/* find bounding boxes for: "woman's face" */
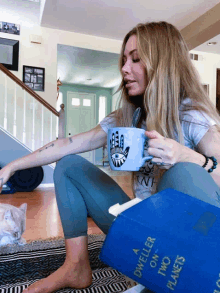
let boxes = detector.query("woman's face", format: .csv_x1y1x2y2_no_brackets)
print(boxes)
122,34,148,97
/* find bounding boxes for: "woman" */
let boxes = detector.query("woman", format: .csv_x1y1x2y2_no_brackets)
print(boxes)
0,21,220,293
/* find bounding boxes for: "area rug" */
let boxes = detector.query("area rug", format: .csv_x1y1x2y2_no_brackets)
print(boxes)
0,234,128,293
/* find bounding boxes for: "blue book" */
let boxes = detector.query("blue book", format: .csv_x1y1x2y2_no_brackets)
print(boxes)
99,188,220,292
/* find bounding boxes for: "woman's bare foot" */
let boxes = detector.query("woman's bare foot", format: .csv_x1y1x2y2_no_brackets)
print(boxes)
23,258,92,293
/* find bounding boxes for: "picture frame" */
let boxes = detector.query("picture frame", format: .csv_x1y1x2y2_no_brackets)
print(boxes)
23,65,45,92
0,37,19,71
0,21,20,35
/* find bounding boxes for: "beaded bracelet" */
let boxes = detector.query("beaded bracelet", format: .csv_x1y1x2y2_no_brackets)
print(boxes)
202,155,209,168
202,155,218,173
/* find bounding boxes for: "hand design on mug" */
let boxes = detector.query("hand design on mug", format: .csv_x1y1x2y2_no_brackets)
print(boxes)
109,131,130,167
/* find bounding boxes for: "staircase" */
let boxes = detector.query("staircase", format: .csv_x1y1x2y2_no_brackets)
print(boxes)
0,63,65,187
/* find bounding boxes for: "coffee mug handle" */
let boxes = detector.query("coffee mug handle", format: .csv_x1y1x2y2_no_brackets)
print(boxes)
141,135,153,165
141,155,153,166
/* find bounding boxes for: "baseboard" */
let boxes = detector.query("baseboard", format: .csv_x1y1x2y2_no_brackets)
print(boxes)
35,183,55,189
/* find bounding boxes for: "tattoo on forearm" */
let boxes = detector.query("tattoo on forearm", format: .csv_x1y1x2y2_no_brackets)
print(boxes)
39,143,55,153
69,137,73,144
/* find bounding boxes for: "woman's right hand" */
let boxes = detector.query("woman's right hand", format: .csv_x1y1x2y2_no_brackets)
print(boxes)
0,165,15,193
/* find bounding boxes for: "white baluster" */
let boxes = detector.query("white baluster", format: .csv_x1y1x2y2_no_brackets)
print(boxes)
23,90,26,144
13,84,17,137
50,111,53,142
41,104,44,146
32,97,35,150
4,75,7,130
56,116,59,139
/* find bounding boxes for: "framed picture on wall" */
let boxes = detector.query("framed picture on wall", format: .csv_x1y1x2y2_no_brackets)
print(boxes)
23,65,45,92
0,37,19,71
0,21,20,35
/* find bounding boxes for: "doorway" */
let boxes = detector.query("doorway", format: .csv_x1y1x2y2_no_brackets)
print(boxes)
67,91,96,164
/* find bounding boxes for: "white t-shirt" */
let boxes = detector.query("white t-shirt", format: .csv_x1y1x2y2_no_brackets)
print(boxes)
99,98,216,199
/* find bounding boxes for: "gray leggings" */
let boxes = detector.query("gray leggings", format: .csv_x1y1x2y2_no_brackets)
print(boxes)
53,154,220,239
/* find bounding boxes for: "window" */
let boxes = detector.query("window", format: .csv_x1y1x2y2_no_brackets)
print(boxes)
72,98,80,106
83,99,91,107
99,96,107,123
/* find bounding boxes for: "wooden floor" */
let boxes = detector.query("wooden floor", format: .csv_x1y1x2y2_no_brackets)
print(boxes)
0,166,133,242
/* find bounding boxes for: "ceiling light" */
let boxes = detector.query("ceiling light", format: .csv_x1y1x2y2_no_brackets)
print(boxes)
207,42,217,46
27,0,40,2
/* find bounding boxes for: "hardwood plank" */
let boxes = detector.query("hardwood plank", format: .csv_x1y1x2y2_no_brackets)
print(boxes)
0,168,132,241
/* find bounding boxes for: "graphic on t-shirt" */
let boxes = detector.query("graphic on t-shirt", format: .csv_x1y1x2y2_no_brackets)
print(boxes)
109,131,130,167
135,143,158,193
136,164,156,188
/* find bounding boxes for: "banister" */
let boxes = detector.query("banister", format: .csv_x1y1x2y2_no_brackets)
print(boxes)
58,103,65,139
0,63,59,117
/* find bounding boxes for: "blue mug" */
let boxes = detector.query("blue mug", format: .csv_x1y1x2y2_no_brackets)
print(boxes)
107,127,153,171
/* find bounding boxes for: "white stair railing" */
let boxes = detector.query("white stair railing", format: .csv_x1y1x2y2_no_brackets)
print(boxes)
0,65,65,168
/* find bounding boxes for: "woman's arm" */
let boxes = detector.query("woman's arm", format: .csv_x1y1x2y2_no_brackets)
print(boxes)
0,124,107,192
196,125,220,187
8,124,107,173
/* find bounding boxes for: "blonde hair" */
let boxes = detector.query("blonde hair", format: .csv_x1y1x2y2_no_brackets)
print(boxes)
112,21,220,195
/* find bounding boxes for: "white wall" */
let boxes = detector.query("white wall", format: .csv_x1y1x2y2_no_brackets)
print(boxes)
0,9,122,109
190,50,220,105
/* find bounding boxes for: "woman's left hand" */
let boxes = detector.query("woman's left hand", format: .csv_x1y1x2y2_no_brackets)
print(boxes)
145,130,183,169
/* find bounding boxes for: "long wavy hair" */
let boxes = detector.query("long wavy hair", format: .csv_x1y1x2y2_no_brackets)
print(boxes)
110,21,220,197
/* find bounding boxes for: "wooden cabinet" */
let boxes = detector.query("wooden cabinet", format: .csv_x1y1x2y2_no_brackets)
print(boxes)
217,70,220,96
